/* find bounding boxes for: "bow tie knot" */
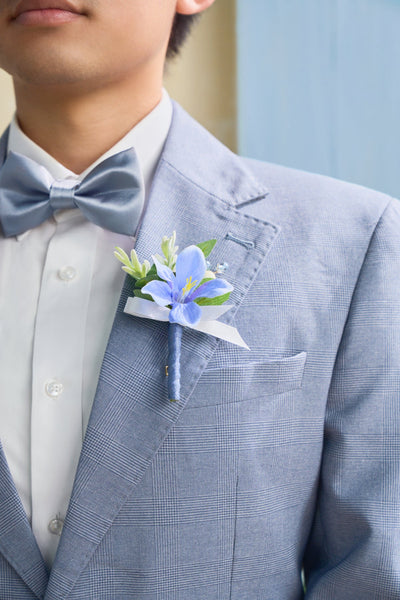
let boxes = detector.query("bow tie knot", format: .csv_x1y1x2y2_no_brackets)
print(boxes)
49,179,79,211
0,148,145,238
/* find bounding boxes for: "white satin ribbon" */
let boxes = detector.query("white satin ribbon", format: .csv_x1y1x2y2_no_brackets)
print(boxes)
124,297,249,350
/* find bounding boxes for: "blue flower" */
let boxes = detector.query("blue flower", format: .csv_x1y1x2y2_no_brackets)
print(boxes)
142,245,233,327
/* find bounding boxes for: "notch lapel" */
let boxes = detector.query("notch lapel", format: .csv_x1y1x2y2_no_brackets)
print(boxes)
46,104,280,598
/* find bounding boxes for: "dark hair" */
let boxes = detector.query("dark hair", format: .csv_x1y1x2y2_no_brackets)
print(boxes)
167,14,199,59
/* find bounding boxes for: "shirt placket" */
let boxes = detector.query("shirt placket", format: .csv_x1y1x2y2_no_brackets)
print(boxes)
30,212,98,567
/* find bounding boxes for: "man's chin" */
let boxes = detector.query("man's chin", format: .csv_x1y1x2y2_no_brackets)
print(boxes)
0,22,96,86
2,54,97,88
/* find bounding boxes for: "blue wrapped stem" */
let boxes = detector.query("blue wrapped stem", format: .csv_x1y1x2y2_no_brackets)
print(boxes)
168,322,183,401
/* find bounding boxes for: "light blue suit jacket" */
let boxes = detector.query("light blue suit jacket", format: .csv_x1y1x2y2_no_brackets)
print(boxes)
1,102,400,599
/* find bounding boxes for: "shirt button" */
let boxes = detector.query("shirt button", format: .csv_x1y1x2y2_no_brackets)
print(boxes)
58,266,77,281
48,517,64,536
45,380,64,398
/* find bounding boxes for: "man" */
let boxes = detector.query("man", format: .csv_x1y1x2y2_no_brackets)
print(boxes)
0,1,399,599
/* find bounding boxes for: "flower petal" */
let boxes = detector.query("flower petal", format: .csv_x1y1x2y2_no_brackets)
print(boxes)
141,280,173,306
188,277,233,300
153,256,176,286
175,245,206,292
169,301,202,326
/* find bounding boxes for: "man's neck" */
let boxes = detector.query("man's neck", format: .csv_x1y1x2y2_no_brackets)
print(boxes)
13,75,163,174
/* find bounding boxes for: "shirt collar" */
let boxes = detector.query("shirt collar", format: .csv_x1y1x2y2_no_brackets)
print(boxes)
7,88,173,196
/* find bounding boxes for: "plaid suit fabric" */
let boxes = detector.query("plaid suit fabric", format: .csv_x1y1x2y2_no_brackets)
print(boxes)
1,104,400,599
0,447,48,599
303,200,400,597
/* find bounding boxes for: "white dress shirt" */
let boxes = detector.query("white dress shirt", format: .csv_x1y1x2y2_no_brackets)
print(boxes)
0,90,172,567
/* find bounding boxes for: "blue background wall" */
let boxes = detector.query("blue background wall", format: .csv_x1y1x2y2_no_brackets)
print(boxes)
236,0,400,197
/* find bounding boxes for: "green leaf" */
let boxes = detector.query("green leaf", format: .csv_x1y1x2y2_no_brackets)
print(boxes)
147,264,157,277
121,265,139,281
195,291,231,306
114,246,151,279
197,239,217,258
135,273,161,289
198,277,214,286
133,289,154,301
135,264,159,288
114,246,130,265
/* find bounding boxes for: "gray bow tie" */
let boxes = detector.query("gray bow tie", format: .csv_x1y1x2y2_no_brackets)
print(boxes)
0,148,144,237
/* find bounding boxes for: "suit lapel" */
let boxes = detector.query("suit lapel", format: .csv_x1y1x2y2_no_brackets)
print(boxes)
46,104,280,598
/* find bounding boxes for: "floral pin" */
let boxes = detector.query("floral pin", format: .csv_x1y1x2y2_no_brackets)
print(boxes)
115,233,248,402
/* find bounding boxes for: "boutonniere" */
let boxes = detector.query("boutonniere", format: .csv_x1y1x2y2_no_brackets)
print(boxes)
115,232,248,402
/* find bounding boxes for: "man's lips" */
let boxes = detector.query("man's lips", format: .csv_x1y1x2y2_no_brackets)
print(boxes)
11,0,85,24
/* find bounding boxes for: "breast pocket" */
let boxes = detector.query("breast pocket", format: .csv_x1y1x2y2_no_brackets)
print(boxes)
187,351,307,408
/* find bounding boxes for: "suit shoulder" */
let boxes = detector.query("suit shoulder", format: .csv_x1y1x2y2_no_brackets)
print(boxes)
241,155,395,221
165,102,397,228
240,157,400,261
